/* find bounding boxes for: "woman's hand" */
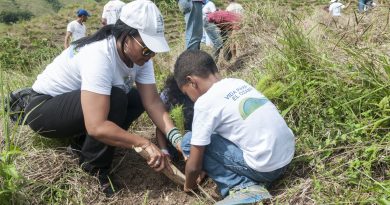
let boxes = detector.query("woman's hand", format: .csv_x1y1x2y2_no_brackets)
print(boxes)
142,142,165,172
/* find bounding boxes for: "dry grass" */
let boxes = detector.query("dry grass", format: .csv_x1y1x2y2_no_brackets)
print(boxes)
1,0,389,204
217,1,389,204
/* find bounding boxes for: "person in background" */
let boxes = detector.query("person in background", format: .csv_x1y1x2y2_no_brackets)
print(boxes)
201,0,216,47
226,0,244,15
226,0,244,59
64,9,90,49
358,0,376,12
329,0,346,17
358,0,365,12
202,0,224,62
207,10,241,61
172,50,295,204
177,0,203,50
101,0,126,26
24,0,180,197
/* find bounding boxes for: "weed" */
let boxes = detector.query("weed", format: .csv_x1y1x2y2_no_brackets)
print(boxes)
170,105,185,134
0,71,25,204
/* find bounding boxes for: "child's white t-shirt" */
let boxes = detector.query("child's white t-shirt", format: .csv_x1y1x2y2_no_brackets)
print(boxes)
66,20,87,41
191,78,295,172
329,2,345,16
32,36,155,97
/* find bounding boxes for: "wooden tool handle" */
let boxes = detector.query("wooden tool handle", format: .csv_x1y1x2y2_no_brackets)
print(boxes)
133,146,186,185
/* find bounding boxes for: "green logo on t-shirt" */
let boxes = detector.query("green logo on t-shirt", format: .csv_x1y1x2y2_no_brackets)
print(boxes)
239,97,269,119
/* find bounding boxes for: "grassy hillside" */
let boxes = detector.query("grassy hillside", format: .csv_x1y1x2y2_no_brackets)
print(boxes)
0,0,389,204
0,0,100,16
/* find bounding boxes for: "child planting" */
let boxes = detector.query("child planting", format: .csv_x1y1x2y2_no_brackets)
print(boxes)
169,50,295,204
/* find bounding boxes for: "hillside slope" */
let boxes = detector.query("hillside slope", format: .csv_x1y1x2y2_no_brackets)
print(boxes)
0,0,98,16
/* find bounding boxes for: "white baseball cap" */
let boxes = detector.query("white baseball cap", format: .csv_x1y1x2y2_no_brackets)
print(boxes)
330,0,337,3
120,0,170,53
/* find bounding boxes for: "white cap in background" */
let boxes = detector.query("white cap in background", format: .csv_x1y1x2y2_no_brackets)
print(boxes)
120,0,170,52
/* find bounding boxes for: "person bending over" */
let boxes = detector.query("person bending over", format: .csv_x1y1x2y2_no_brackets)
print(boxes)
169,50,295,204
24,0,179,197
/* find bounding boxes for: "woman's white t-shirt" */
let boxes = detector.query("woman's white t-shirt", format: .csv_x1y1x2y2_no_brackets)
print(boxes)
32,36,155,96
191,78,295,172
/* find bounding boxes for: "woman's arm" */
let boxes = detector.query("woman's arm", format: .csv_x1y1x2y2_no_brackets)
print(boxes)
156,128,169,149
136,83,176,135
81,90,148,148
81,90,165,171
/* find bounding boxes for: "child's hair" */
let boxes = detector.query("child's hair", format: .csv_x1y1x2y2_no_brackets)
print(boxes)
174,50,218,88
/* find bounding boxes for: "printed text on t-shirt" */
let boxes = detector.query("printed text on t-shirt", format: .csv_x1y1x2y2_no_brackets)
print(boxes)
224,85,253,101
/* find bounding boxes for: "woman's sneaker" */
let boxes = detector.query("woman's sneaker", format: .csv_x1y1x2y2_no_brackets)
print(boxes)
215,184,271,205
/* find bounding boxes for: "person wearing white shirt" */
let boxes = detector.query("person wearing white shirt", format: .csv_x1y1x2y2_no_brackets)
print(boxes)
172,50,295,204
177,0,203,50
201,0,217,46
101,0,126,26
24,0,179,197
329,0,346,17
202,0,223,61
226,0,244,15
64,9,90,49
226,0,244,59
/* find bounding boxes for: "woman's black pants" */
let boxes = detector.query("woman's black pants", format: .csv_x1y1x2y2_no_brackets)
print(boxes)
25,87,144,174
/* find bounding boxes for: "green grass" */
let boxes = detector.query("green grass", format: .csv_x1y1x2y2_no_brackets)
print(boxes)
0,0,389,204
170,105,185,134
0,0,102,17
231,1,389,203
0,72,25,204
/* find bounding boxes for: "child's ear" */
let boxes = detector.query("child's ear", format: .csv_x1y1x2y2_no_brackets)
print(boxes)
186,76,194,84
185,76,192,83
186,76,197,88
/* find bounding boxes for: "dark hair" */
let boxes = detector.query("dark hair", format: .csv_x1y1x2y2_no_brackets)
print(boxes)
72,19,139,49
174,50,218,87
162,75,194,131
164,75,188,105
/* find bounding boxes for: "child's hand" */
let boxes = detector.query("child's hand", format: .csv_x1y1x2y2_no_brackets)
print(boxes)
196,171,207,185
184,183,197,193
184,172,205,193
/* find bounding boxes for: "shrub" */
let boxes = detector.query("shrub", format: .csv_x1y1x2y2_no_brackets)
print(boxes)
45,0,62,12
0,11,33,25
0,37,60,73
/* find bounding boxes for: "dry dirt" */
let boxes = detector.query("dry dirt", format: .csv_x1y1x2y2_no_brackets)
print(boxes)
107,128,219,205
